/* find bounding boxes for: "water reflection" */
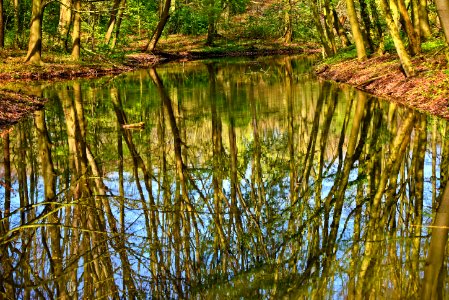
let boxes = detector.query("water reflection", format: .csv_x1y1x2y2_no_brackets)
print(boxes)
0,56,448,299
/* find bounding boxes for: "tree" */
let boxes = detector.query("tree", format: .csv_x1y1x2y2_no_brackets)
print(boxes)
71,0,81,60
346,0,367,60
435,0,449,44
0,0,4,48
147,0,171,51
379,0,415,76
57,0,72,49
25,0,45,64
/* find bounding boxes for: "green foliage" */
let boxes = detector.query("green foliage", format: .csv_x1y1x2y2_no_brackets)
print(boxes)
168,4,209,35
241,5,284,39
321,45,357,64
422,38,447,52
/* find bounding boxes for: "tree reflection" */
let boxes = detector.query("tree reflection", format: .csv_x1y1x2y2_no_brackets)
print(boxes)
0,57,448,299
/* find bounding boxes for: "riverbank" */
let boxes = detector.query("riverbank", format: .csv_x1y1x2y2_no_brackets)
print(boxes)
0,36,448,131
316,46,449,119
0,37,312,131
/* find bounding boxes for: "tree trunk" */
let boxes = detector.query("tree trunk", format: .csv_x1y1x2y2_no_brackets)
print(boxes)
25,0,44,64
71,0,81,60
57,0,72,49
397,0,421,55
283,0,293,43
332,9,350,47
0,0,4,48
110,0,126,49
380,0,416,76
104,0,121,44
206,0,216,45
419,0,431,39
435,0,449,44
346,0,367,60
421,179,449,299
13,0,21,48
147,0,171,51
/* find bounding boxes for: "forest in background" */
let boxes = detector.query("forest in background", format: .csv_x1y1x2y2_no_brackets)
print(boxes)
0,0,448,73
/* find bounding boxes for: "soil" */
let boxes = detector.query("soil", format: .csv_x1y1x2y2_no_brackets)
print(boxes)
316,52,449,119
0,39,448,132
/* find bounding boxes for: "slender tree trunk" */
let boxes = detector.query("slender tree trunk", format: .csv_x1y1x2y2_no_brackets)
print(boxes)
25,0,44,64
346,0,367,60
332,9,350,47
419,0,431,39
206,0,216,45
379,0,416,76
147,0,171,51
0,0,4,48
104,0,121,44
57,0,72,49
435,0,449,44
359,0,374,52
71,0,81,60
283,0,293,42
110,0,126,49
397,0,421,55
13,0,21,47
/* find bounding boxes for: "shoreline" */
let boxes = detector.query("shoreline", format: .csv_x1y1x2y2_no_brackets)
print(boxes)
316,52,449,119
0,46,448,132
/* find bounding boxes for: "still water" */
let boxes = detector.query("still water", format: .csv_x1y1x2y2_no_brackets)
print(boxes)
0,56,448,299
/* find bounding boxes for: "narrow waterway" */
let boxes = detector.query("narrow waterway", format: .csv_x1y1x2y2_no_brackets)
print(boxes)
0,56,447,299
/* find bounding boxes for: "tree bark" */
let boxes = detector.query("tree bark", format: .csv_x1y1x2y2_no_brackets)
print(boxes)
419,0,431,39
435,0,449,44
25,0,44,64
147,0,171,51
379,0,416,76
346,0,367,60
397,0,421,55
57,0,71,49
71,0,81,60
0,0,4,48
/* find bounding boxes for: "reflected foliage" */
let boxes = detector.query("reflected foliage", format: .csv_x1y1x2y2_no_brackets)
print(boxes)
0,57,448,299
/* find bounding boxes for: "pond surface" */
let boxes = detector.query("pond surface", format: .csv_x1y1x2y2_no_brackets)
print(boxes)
0,56,448,299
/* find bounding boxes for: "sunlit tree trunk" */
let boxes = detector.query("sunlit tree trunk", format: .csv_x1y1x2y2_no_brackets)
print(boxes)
359,0,374,52
71,0,81,60
57,0,71,49
332,9,350,47
379,0,415,76
25,0,44,64
104,0,121,44
310,0,334,56
435,0,449,44
13,0,21,47
0,0,4,48
147,0,171,51
418,0,431,39
397,0,421,55
283,0,293,42
346,0,367,60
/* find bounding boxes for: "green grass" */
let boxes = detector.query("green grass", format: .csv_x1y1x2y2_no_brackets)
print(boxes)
321,45,357,64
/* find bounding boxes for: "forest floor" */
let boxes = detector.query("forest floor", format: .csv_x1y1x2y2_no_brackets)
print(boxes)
316,46,449,119
0,35,448,132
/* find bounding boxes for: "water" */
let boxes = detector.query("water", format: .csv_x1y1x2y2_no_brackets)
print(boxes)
0,56,447,299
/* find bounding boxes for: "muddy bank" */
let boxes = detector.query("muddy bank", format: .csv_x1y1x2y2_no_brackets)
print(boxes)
0,91,45,132
316,53,449,119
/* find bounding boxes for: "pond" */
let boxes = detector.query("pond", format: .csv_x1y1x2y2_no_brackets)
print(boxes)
0,56,448,299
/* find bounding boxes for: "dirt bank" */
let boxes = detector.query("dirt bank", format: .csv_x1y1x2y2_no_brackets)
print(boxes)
316,52,449,119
